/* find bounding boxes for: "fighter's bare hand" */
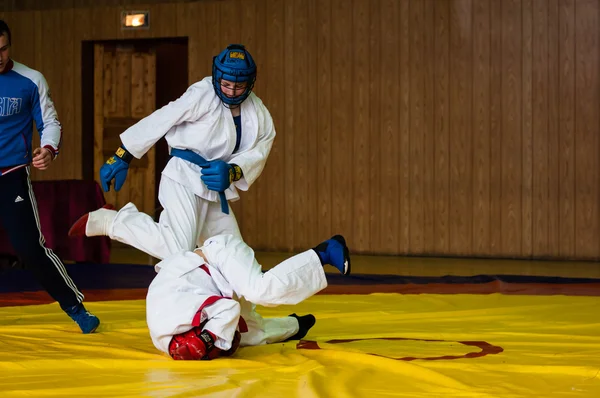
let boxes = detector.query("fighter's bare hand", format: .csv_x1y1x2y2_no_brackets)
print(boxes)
32,147,53,170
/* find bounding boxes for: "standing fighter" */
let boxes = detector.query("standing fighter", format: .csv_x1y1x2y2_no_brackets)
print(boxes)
69,44,274,261
148,234,351,360
0,20,99,333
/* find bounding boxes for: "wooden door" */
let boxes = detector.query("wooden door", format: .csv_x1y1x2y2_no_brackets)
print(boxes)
93,43,156,218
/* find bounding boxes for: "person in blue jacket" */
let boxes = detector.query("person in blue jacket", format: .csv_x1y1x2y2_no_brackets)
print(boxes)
0,20,99,333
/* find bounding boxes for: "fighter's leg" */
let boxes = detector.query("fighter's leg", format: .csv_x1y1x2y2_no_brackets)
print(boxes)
236,299,317,347
201,236,327,307
198,200,241,244
71,176,209,260
200,235,351,308
236,299,298,346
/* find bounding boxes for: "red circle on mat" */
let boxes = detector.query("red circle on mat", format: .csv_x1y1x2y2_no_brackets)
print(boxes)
296,337,504,361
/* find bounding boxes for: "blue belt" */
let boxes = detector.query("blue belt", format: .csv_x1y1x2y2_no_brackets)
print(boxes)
170,148,229,214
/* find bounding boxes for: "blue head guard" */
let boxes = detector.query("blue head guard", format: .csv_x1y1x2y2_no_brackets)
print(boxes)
212,44,257,106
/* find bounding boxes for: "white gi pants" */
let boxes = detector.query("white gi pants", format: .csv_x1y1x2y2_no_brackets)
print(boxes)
108,175,241,260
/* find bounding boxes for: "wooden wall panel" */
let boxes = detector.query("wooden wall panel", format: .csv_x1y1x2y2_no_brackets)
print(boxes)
422,1,436,255
532,0,550,256
306,0,319,249
449,0,473,255
522,0,534,258
316,0,333,251
559,0,576,258
489,0,504,256
1,0,600,260
409,0,425,253
397,0,410,255
367,0,381,253
574,0,599,258
379,0,400,253
434,0,450,254
1,0,197,11
501,0,522,256
331,0,354,248
352,0,370,252
472,0,491,255
547,0,561,256
282,0,295,251
291,0,310,249
262,0,285,251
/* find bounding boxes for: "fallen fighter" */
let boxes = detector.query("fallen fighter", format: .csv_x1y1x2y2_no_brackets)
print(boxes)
146,234,351,360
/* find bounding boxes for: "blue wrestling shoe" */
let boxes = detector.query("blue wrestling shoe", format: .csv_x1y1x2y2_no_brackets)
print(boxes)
64,303,100,334
312,235,351,275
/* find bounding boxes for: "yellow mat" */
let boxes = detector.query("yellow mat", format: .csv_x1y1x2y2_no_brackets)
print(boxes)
1,293,600,397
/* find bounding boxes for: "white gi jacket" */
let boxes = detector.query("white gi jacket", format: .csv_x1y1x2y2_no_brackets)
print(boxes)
119,76,276,203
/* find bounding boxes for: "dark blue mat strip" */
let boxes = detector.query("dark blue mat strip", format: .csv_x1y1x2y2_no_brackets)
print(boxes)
1,262,599,293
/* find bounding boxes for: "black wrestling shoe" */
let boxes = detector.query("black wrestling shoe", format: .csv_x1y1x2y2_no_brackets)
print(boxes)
285,313,316,341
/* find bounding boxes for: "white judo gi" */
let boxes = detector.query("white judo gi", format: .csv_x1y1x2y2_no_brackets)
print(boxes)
146,234,328,355
104,76,276,260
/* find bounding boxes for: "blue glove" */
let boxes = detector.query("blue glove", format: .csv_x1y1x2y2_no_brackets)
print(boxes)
100,146,133,192
201,161,243,192
201,160,233,192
